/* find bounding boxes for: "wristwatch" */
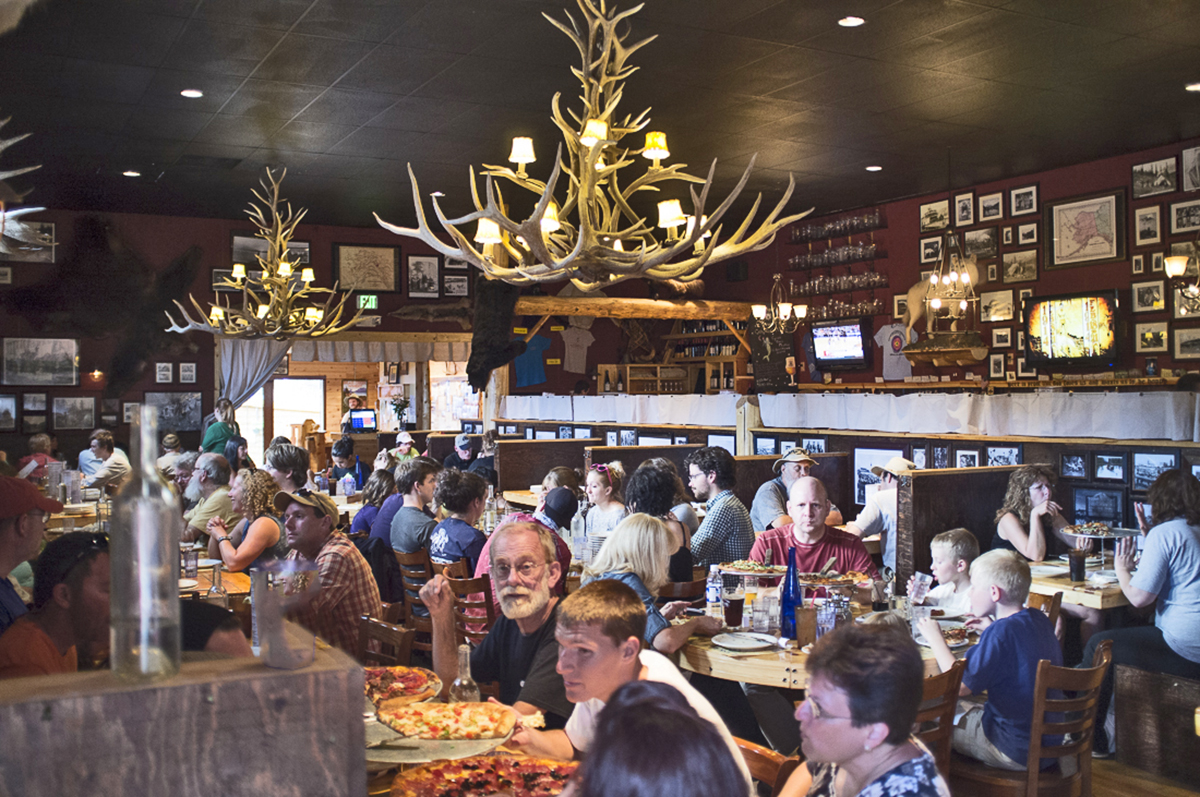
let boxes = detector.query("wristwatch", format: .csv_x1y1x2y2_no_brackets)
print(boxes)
215,535,231,545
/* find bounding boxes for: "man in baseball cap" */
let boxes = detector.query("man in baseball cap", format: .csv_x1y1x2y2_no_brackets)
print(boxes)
0,476,62,636
750,448,844,532
391,431,417,463
444,433,477,471
272,488,381,653
847,456,918,570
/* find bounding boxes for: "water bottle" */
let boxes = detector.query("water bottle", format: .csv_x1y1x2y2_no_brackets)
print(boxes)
449,643,481,702
341,473,356,497
706,565,723,619
780,547,800,640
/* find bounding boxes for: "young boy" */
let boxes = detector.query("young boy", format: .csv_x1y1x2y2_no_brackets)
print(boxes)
913,528,978,615
918,549,1061,771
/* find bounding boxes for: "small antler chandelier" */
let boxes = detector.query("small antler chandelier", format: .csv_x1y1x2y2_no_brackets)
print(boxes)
165,168,363,340
923,231,978,332
752,273,808,334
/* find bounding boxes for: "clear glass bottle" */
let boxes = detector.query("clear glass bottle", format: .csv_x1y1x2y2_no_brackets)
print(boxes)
206,565,229,609
110,405,182,680
449,643,481,702
483,484,498,533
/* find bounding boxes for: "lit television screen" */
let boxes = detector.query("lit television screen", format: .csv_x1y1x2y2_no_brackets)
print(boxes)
349,409,377,431
1024,291,1118,367
812,319,869,370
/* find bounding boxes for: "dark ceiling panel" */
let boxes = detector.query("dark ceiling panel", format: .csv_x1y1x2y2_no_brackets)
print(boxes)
794,0,992,57
291,0,426,43
265,120,359,152
65,6,186,67
220,80,327,120
296,87,398,125
52,58,158,104
124,106,215,141
194,0,315,32
384,1,523,54
163,19,283,77
365,96,477,133
253,33,376,85
337,44,464,95
327,126,423,159
192,115,278,148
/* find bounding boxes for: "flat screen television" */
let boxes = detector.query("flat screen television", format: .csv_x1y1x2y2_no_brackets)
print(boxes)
348,409,377,431
1022,289,1119,368
812,318,872,371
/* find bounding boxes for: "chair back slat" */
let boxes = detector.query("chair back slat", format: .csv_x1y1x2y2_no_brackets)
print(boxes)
395,549,435,650
915,659,965,778
357,615,416,667
1026,591,1063,629
658,578,707,606
734,737,786,788
443,573,497,646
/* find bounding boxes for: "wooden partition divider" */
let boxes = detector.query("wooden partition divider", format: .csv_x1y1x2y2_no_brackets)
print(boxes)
896,464,1025,587
494,438,603,492
732,453,850,517
582,445,703,481
426,432,483,464
377,430,445,457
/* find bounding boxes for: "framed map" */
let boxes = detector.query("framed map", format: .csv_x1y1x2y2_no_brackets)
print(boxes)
333,244,400,292
1044,190,1126,269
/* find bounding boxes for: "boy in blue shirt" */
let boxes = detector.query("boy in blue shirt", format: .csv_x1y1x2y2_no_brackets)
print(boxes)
919,549,1062,770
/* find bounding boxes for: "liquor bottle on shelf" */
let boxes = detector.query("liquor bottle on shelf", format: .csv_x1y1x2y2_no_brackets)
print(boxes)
603,372,612,392
616,373,624,392
710,370,719,391
449,644,481,702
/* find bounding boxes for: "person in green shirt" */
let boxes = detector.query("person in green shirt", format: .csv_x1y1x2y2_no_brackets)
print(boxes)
200,398,240,454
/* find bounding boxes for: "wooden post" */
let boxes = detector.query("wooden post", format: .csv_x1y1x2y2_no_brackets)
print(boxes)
483,364,510,432
415,361,431,429
736,395,761,456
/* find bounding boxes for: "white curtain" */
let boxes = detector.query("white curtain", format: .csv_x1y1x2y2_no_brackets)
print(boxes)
219,338,291,409
289,340,471,363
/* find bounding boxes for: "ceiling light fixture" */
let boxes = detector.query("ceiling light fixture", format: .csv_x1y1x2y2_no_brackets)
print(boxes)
1166,233,1200,315
373,0,812,291
180,89,204,98
751,273,807,333
838,16,866,27
865,165,882,172
122,170,141,177
165,168,363,339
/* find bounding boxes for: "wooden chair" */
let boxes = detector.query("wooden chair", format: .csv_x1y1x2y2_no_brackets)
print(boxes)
441,559,470,579
443,573,497,646
356,615,415,667
395,549,435,652
657,577,707,607
734,737,801,797
565,572,582,594
948,640,1113,797
1027,591,1063,629
915,660,966,778
380,600,403,625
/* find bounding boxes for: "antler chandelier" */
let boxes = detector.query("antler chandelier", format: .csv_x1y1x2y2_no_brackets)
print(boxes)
165,168,363,340
0,115,53,259
923,231,978,332
374,0,812,292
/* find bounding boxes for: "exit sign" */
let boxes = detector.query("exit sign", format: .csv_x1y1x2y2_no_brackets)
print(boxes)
357,294,378,309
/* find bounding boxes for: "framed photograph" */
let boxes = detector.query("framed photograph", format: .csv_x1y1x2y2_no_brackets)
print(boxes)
1002,226,1013,245
1073,485,1125,527
955,449,980,468
986,263,997,282
1017,223,1038,245
707,434,736,455
1183,146,1200,192
1169,241,1200,276
1136,321,1169,353
1132,451,1177,491
0,266,10,284
2,338,78,386
1131,280,1166,313
1001,249,1037,283
575,427,594,439
1045,190,1126,268
1010,184,1038,216
100,414,118,426
780,440,796,455
1134,205,1162,245
1170,198,1200,234
1174,326,1200,359
1152,251,1165,273
893,295,908,319
954,191,974,226
1132,254,1144,274
558,425,572,440
406,254,440,299
1060,453,1087,479
1016,356,1036,378
22,414,46,434
755,437,776,456
992,328,1012,348
619,429,637,447
1093,452,1126,482
444,256,469,270
919,199,950,232
1017,330,1026,350
123,402,140,424
443,274,471,298
1174,287,1200,319
986,445,1021,467
527,428,536,440
534,430,555,440
0,221,54,263
52,396,94,431
1132,157,1177,199
1018,288,1033,319
155,362,173,384
605,431,617,446
101,398,119,413
988,352,1005,379
930,444,950,469
911,447,927,469
963,227,998,259
232,232,309,267
978,192,1003,221
801,437,827,454
980,289,1014,322
386,363,399,384
144,391,203,432
919,236,943,264
853,448,904,505
333,243,400,292
22,392,46,411
0,394,15,431
1146,356,1159,377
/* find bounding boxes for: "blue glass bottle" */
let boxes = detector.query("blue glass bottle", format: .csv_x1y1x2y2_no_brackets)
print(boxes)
780,546,800,639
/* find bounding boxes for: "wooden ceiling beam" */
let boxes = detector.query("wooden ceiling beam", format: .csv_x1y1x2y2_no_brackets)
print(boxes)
513,296,753,321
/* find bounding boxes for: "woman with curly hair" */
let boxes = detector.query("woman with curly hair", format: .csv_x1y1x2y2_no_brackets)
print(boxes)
206,468,289,571
350,468,396,537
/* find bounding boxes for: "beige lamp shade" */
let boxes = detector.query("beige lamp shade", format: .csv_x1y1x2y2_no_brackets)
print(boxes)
795,304,809,318
612,238,625,252
643,131,669,159
474,218,503,244
509,136,536,164
580,119,608,146
256,303,269,318
230,262,246,280
1165,255,1190,278
657,199,686,229
751,304,767,319
541,202,561,233
300,267,315,283
209,306,225,325
277,260,293,277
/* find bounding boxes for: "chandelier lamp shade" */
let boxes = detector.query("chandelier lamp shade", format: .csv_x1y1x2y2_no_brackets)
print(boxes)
1165,234,1200,315
752,273,807,334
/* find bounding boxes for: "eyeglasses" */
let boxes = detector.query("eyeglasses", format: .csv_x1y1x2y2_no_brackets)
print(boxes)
47,532,109,587
493,561,546,582
804,698,854,722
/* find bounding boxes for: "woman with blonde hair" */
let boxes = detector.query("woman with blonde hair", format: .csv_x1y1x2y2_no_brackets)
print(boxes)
206,468,289,571
200,398,240,454
584,461,627,560
583,513,720,654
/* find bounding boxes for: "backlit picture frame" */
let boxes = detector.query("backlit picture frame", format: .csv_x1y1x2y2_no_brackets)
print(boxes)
980,289,1014,322
406,254,440,299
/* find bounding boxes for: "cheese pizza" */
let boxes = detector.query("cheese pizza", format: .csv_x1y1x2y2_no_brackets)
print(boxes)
391,755,578,797
378,702,517,741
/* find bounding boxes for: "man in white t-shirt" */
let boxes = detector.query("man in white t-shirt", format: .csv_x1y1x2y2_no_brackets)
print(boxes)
508,579,752,792
845,455,916,571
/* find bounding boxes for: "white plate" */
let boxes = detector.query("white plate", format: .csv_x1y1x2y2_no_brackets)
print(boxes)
711,632,778,651
928,608,968,620
1088,571,1118,585
197,559,222,568
1030,564,1067,577
178,579,199,589
1056,554,1103,565
915,631,971,649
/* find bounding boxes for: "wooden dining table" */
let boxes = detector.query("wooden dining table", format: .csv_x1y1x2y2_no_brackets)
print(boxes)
1027,559,1129,610
180,567,252,599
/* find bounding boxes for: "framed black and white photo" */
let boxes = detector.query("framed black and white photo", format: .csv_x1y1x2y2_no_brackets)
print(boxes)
52,396,94,430
1073,486,1125,527
1017,223,1038,245
574,427,593,439
755,437,776,456
0,221,54,263
928,445,949,469
99,413,118,427
980,289,1014,322
619,429,638,447
1170,198,1200,234
1002,226,1013,245
444,256,469,270
1060,453,1087,480
893,295,907,319
963,227,998,259
1134,205,1162,245
853,448,904,505
955,449,980,468
101,398,119,413
22,415,45,434
1045,190,1126,269
333,243,400,292
675,435,690,446
0,266,10,284
22,392,46,411
1134,321,1168,353
919,199,950,232
988,353,1005,379
1132,254,1144,274
155,362,173,384
123,402,140,424
527,428,537,440
1016,356,1036,379
992,328,1012,348
1093,452,1126,482
1010,185,1038,216
1018,288,1033,318
232,231,308,267
1131,280,1166,313
987,445,1021,467
954,191,974,226
986,263,997,282
144,391,203,432
442,274,470,298
2,338,78,386
979,192,1003,222
557,425,572,440
801,436,827,454
1017,329,1026,350
707,434,736,454
1173,327,1200,359
406,254,440,299
1132,157,1177,199
1173,287,1200,319
534,429,555,440
1133,451,1177,491
1001,249,1037,283
1152,251,1165,273
1184,146,1200,192
920,236,943,264
911,447,927,469
780,440,797,455
604,431,617,446
0,394,15,431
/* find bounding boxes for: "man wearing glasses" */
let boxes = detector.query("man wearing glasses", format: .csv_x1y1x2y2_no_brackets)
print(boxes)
0,531,110,678
420,521,573,729
0,476,62,635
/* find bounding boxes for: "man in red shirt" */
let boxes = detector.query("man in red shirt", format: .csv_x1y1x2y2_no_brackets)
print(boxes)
749,477,878,579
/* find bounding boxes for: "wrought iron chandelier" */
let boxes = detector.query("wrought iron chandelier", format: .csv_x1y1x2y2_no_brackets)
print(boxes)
373,0,811,292
752,274,807,334
923,231,978,331
1165,235,1200,316
165,168,363,340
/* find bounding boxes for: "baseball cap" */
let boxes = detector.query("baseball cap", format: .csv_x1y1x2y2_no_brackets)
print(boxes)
0,475,64,519
540,487,578,530
772,448,817,473
396,431,414,445
455,432,471,449
870,457,917,479
273,488,339,521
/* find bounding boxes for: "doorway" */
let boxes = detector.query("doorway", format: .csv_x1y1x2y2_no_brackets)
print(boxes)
273,377,325,446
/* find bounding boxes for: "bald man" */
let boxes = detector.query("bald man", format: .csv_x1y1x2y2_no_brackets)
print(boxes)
748,477,877,579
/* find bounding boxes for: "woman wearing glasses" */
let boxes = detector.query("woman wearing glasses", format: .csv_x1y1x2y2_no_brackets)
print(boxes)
206,469,289,572
778,624,950,797
584,461,626,561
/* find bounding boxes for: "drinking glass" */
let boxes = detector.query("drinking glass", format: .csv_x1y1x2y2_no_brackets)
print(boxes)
909,572,933,604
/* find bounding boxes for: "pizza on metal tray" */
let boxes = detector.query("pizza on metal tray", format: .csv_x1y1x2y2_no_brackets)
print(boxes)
390,755,578,797
364,666,442,711
378,702,517,741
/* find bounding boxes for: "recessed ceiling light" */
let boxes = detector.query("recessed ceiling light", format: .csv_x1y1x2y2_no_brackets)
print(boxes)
180,89,204,98
838,16,865,27
122,170,141,177
865,165,882,172
1187,83,1200,92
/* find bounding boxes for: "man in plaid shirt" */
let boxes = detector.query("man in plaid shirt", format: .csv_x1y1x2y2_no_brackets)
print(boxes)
685,447,754,577
275,489,381,653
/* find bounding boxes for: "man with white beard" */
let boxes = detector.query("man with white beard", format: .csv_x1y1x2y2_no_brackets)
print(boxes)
181,453,241,543
420,521,573,729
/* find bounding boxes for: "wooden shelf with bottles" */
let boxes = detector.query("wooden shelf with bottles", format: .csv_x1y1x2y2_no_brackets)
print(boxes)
597,363,700,395
662,318,751,395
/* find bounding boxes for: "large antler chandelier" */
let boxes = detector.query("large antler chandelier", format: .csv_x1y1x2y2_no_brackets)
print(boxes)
374,0,812,292
165,168,363,340
0,115,53,259
923,231,978,332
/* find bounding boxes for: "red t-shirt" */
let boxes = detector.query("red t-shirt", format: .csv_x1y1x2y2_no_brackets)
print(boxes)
749,525,879,579
0,617,77,679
